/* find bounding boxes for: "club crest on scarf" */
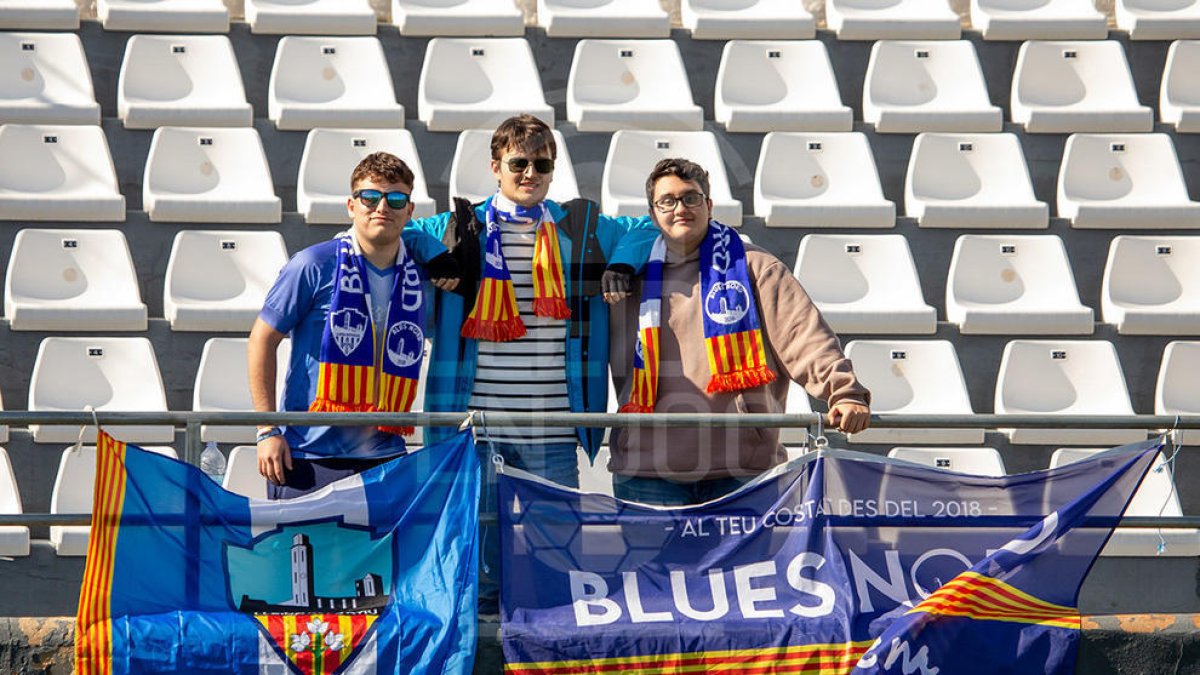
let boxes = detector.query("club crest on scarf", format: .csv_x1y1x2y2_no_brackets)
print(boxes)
622,223,775,413
461,196,570,342
311,231,424,436
227,521,392,675
329,309,369,357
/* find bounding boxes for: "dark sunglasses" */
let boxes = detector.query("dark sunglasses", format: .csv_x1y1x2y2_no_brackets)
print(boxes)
353,189,411,210
505,157,555,174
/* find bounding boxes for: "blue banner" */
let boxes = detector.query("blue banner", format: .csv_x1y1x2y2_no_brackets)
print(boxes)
77,429,479,675
499,440,1162,674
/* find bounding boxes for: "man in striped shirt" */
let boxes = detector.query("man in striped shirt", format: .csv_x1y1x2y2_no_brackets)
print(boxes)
402,115,657,610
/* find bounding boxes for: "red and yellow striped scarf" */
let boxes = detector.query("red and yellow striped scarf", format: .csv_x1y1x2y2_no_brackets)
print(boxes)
461,198,569,342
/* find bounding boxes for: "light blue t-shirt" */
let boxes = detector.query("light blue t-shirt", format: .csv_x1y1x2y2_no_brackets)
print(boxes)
258,240,414,460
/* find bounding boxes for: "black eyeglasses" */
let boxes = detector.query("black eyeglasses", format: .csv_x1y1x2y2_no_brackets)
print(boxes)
353,189,411,210
505,157,555,174
653,192,706,213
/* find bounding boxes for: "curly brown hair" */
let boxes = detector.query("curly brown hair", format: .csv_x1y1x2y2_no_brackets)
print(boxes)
350,152,415,191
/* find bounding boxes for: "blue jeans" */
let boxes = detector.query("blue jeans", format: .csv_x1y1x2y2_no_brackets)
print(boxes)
612,473,751,506
479,440,579,613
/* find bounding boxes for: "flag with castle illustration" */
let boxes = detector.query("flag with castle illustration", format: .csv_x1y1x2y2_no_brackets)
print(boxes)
500,439,1163,674
75,428,479,675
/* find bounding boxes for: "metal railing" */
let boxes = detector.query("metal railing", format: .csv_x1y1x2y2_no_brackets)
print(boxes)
1,410,1197,528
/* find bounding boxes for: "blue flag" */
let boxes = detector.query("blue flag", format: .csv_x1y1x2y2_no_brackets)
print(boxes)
499,439,1162,674
76,428,479,675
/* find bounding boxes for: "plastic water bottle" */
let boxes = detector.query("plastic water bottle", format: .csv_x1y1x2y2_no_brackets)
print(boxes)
200,441,226,484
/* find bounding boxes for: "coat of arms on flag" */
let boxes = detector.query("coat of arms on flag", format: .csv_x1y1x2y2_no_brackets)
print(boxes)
75,428,480,675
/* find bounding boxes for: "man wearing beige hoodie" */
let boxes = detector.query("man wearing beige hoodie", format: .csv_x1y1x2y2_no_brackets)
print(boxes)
609,158,872,505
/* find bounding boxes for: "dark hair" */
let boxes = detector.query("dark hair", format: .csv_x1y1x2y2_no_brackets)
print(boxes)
350,152,414,191
490,114,557,160
645,157,711,205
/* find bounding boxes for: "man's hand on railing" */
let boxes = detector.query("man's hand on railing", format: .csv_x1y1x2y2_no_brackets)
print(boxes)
828,401,871,435
257,434,292,485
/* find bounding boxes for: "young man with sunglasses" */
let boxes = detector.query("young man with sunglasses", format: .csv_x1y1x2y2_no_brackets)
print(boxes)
609,158,872,506
401,114,657,610
248,152,460,498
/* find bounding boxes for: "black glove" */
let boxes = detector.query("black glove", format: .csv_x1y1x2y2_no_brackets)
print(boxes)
425,252,461,285
601,264,635,299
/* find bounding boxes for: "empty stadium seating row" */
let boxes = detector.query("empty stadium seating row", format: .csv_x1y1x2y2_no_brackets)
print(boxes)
5,0,1200,41
6,336,1197,448
6,229,1198,336
2,432,1194,559
3,123,1199,230
6,31,1200,135
3,223,1196,335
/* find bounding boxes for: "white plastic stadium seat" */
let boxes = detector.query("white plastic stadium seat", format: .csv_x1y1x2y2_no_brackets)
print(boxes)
96,0,229,32
779,380,815,444
0,1,79,30
5,229,147,332
754,132,894,228
224,446,268,499
905,133,1047,229
0,392,7,443
195,338,290,443
567,40,703,132
1011,41,1153,133
118,35,251,129
29,338,174,445
995,340,1145,445
1057,133,1200,229
164,230,288,332
1161,41,1200,133
538,0,670,38
888,447,1005,476
826,0,961,40
143,127,280,223
715,40,851,133
268,36,403,131
577,447,614,496
1052,448,1200,556
418,38,553,132
947,235,1093,334
0,124,124,222
602,130,742,224
450,128,580,205
392,0,524,36
51,444,177,556
298,128,437,223
1117,0,1200,40
0,32,99,125
794,234,937,334
1102,236,1200,335
846,341,984,444
864,41,1002,134
0,447,28,556
681,0,815,39
971,0,1107,40
245,0,376,35
1156,341,1200,444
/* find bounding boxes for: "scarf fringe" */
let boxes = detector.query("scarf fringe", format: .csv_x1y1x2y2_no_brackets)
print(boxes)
308,399,376,414
706,366,777,394
377,425,415,436
533,297,571,320
461,316,527,342
618,402,655,414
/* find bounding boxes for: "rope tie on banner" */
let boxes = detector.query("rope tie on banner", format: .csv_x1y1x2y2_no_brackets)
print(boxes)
72,405,101,455
808,413,828,453
1153,416,1184,555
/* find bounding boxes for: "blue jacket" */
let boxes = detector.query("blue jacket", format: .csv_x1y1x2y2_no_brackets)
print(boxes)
402,196,655,458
